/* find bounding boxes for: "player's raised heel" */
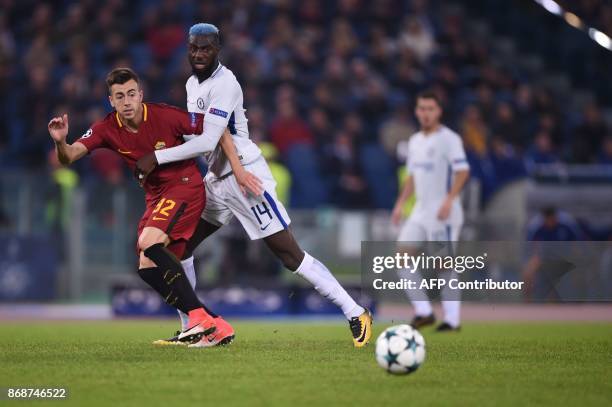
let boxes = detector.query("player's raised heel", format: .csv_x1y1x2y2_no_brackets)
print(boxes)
188,317,235,348
216,335,235,346
349,308,373,348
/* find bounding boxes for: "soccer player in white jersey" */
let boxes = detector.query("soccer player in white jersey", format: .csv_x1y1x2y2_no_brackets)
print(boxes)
136,23,372,348
391,91,470,332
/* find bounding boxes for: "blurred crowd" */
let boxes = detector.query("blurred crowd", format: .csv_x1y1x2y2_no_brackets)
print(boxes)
0,0,611,210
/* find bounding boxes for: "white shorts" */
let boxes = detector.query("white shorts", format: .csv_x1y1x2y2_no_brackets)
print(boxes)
398,218,462,242
201,156,291,240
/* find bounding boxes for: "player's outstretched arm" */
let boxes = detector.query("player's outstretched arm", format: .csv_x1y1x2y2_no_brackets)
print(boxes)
392,174,414,225
219,130,263,197
158,121,227,163
135,121,227,180
47,114,88,165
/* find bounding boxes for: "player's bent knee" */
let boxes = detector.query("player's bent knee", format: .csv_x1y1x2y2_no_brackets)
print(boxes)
138,234,165,253
139,252,156,268
138,226,169,251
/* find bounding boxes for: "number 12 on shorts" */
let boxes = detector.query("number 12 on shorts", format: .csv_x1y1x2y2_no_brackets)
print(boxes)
153,198,176,219
250,202,273,226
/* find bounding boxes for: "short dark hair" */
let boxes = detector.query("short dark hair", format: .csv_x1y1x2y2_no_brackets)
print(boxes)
106,67,140,93
416,90,442,107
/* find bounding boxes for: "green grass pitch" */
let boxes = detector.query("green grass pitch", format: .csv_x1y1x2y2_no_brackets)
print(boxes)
1,320,611,406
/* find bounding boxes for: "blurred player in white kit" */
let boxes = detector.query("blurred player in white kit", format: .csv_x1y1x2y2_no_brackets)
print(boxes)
391,91,470,331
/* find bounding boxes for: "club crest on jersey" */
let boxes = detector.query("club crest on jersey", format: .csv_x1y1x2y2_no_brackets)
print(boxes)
154,141,166,150
209,107,228,118
197,97,205,110
81,128,92,139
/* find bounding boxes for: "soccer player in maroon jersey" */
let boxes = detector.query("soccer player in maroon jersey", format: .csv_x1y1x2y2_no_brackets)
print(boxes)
47,67,246,345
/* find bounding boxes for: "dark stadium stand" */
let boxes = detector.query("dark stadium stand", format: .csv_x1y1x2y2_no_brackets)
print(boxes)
0,0,610,211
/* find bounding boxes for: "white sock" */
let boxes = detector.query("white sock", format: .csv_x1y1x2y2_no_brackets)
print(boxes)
294,252,365,319
413,300,433,317
441,301,460,327
441,269,461,327
178,256,197,330
399,267,433,317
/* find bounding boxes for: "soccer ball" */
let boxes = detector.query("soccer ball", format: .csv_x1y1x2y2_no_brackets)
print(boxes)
375,324,426,375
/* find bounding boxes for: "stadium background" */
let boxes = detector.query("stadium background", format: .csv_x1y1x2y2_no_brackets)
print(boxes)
0,0,611,319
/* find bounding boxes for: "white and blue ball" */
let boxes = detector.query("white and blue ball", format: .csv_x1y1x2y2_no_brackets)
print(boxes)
375,324,426,375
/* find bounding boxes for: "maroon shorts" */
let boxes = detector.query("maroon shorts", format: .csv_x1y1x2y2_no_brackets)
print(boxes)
137,179,205,259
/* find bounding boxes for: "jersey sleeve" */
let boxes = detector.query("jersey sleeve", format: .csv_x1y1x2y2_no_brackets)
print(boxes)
204,78,241,127
76,122,108,152
405,138,415,171
446,133,470,171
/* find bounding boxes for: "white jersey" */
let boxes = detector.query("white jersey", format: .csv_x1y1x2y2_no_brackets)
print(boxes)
406,125,469,224
185,63,261,177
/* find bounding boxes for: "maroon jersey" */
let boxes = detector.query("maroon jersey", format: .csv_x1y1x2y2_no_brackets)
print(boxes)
77,103,204,196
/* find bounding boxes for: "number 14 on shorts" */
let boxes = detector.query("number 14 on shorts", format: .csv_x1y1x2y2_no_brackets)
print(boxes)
251,202,273,229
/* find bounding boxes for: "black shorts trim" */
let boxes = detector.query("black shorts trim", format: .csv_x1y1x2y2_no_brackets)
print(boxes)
165,202,187,236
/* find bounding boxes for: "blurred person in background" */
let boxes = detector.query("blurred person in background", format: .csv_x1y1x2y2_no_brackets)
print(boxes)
523,207,585,301
391,90,470,332
474,82,496,121
532,113,564,158
269,94,314,155
460,104,488,158
308,106,333,149
87,148,128,228
325,129,369,208
18,65,56,167
321,55,351,109
398,16,436,64
357,76,390,142
597,136,612,165
44,149,79,258
525,130,561,169
493,102,526,151
572,102,609,163
379,103,417,157
329,18,358,59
